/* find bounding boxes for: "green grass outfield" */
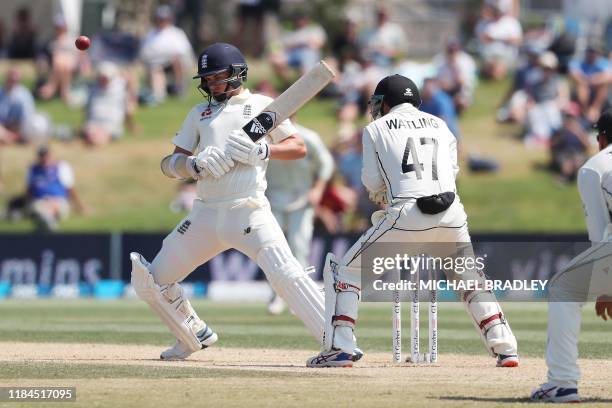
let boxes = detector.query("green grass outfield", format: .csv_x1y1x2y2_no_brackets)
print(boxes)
1,300,611,408
0,300,608,359
0,64,588,233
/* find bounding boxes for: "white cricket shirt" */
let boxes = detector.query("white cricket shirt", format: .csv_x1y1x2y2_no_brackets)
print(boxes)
173,89,298,201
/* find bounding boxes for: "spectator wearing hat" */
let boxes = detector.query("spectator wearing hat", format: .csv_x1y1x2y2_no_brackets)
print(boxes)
568,44,611,123
432,39,477,114
26,146,84,231
139,5,194,104
81,62,129,146
550,103,591,183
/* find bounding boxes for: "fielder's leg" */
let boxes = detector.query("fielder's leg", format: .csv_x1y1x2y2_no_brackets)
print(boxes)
532,242,612,402
267,206,315,315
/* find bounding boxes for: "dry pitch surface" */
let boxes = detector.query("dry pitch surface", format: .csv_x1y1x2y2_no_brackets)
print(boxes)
2,342,612,408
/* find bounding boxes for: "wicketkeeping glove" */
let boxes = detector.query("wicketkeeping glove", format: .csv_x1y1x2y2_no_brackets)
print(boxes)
226,130,270,166
369,189,388,207
195,146,235,179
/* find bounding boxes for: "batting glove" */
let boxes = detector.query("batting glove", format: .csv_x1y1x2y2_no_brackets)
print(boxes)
195,146,235,179
226,130,270,166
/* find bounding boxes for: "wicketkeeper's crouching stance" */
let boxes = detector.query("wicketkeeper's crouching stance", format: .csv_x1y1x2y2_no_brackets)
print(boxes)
307,75,518,368
130,43,359,360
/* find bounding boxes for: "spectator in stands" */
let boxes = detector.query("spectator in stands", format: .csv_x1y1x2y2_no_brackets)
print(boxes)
550,103,590,184
38,15,85,103
568,44,611,123
331,16,361,70
317,175,357,234
234,0,267,57
474,0,523,80
524,52,564,146
0,68,35,144
7,7,37,60
420,77,461,139
270,12,326,85
497,44,541,123
88,23,140,133
139,5,194,104
334,130,377,230
361,6,406,67
26,146,84,231
81,62,129,146
432,39,477,114
336,56,387,140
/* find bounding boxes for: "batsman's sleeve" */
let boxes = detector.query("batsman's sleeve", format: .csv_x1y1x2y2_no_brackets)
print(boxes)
269,118,299,144
361,127,386,192
309,133,334,182
577,167,610,242
172,107,200,153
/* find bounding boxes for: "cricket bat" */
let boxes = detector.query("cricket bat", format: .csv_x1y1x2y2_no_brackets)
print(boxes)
242,60,336,142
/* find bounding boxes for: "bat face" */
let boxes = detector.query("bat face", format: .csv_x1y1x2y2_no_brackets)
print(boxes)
243,111,278,142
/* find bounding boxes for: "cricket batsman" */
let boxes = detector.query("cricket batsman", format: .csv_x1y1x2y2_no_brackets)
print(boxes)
129,43,340,360
531,109,612,403
307,74,519,367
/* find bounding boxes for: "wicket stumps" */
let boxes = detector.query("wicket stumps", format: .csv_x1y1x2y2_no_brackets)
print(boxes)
391,267,438,364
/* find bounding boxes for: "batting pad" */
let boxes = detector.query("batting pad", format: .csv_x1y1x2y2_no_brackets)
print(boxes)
257,246,325,343
465,291,517,356
130,252,206,353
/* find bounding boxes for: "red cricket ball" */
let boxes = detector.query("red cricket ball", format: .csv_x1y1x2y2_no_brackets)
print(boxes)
75,35,90,51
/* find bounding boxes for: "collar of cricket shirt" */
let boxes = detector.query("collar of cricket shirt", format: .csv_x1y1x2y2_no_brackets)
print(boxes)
227,89,251,105
389,102,418,114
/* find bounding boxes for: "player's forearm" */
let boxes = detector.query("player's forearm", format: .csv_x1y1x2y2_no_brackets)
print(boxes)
269,136,307,160
160,153,198,179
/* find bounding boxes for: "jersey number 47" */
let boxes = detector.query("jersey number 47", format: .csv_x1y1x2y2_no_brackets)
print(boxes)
401,137,439,180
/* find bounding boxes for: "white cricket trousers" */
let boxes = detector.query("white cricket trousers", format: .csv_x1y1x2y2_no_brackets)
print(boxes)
546,242,612,387
148,191,325,341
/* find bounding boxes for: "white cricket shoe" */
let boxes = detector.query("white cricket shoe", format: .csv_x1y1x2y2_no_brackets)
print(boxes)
160,325,218,360
530,383,580,403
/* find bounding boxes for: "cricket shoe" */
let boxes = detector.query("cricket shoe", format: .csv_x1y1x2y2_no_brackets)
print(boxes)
530,383,580,403
306,349,356,368
160,325,218,360
352,347,364,362
496,354,519,367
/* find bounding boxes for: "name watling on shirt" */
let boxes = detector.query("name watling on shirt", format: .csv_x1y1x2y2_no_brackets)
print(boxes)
386,117,439,130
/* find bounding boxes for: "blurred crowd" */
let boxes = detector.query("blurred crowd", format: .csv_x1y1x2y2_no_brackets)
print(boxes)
0,0,611,231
